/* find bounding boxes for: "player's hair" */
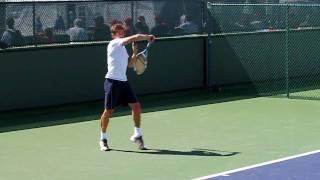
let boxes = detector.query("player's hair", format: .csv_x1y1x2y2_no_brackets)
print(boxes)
111,23,125,36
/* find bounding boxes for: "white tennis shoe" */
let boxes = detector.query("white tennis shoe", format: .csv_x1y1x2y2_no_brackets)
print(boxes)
99,139,110,151
130,135,147,150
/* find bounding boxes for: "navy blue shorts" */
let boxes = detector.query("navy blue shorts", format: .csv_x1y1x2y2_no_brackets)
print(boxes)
104,78,138,109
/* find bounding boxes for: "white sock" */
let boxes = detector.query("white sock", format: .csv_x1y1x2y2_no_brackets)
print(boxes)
100,132,107,140
134,127,142,137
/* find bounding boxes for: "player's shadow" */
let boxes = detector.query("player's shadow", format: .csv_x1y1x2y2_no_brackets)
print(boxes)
111,148,240,157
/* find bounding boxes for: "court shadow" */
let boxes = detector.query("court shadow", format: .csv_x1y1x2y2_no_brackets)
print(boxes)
111,148,240,157
0,89,256,133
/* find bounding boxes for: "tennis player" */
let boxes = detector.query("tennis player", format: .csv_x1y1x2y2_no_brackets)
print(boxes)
99,23,155,151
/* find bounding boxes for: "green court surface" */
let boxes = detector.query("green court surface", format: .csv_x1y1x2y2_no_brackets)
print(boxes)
1,90,320,180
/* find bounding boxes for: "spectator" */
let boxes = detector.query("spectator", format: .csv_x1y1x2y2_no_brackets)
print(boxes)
66,18,88,42
171,27,183,35
151,16,169,36
35,16,43,33
248,13,267,31
54,15,66,31
135,16,149,34
234,14,253,32
173,15,186,34
124,17,136,37
93,16,111,40
68,11,76,28
1,17,24,47
38,27,54,44
175,14,199,34
299,15,311,28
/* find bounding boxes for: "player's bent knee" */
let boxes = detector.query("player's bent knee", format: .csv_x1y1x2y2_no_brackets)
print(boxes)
131,103,141,113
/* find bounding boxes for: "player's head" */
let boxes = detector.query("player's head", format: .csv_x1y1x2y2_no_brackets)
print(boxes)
111,23,125,38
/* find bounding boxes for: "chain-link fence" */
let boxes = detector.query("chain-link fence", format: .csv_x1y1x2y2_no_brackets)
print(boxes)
207,2,320,100
0,0,205,47
2,1,320,100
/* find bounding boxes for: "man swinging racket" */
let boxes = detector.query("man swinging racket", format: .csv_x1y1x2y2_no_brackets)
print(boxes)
99,23,155,151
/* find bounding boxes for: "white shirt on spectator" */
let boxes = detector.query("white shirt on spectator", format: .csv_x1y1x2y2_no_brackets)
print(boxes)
66,26,87,41
1,29,14,46
105,38,129,81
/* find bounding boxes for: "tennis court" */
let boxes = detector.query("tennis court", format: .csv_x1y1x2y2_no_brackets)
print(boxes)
2,1,320,180
1,90,320,180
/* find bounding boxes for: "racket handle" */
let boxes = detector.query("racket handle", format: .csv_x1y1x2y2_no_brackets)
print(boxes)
146,42,152,49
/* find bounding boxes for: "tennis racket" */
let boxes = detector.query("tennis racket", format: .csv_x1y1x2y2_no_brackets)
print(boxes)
134,42,152,75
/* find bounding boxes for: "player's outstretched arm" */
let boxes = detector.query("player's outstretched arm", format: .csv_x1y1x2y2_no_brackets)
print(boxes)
122,34,155,46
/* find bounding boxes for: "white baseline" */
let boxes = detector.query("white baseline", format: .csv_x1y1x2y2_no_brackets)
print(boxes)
193,149,320,180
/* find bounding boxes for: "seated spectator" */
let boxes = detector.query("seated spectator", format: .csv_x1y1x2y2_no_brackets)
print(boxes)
1,17,24,47
234,14,254,32
35,16,43,33
66,18,88,42
249,13,267,31
124,17,136,37
54,15,66,31
299,15,311,28
68,11,76,28
37,27,54,44
175,15,199,34
135,16,149,34
151,16,169,36
93,16,111,40
171,27,183,35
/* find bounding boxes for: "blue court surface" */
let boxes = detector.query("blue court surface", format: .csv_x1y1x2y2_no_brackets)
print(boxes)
194,150,320,180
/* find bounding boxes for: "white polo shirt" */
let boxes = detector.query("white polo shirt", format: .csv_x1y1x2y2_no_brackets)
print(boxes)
105,38,129,81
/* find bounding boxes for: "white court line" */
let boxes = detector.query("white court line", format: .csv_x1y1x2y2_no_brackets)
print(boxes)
192,150,320,180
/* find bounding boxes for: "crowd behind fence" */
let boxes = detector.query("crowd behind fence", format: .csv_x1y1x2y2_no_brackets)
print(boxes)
207,3,320,34
1,1,320,49
0,0,205,48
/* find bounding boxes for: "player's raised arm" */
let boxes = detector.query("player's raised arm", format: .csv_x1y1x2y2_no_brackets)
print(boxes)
122,34,155,46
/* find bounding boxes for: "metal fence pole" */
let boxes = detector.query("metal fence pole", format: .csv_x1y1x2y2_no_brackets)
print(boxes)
131,0,134,24
204,1,211,89
32,2,36,47
0,3,5,36
285,3,290,98
201,0,206,34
